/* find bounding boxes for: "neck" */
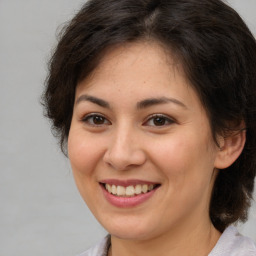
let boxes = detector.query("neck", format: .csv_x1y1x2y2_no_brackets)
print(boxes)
109,220,221,256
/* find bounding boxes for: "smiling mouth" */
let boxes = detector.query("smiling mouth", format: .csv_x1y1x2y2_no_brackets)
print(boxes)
101,183,160,197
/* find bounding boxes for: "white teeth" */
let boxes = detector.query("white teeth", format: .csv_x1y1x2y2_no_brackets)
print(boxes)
142,184,148,193
105,183,156,197
117,185,126,196
135,184,142,194
106,184,111,193
126,186,135,196
111,185,117,194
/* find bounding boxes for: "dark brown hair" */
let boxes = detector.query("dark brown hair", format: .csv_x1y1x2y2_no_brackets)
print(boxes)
42,0,256,232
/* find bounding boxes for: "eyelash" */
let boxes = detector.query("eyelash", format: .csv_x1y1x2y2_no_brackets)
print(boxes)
81,113,175,128
82,113,111,126
143,114,175,127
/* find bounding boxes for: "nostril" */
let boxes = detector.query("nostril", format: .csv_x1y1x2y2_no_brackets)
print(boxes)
103,148,147,171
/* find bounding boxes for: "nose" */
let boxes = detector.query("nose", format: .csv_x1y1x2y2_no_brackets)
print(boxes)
103,127,146,171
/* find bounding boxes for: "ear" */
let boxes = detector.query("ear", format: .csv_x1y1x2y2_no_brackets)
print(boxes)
214,129,246,169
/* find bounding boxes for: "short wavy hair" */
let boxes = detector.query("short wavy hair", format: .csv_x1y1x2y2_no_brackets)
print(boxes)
42,0,256,232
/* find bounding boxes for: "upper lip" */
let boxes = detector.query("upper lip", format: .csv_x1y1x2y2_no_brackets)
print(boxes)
99,179,160,187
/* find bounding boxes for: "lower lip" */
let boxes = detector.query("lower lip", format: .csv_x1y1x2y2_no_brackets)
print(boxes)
101,185,158,208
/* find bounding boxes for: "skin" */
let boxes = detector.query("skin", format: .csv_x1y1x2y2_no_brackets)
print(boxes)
68,41,224,256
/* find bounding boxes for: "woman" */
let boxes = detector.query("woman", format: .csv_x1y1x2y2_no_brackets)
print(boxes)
43,0,256,255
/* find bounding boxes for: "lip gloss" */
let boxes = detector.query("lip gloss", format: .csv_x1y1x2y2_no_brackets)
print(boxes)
100,183,159,208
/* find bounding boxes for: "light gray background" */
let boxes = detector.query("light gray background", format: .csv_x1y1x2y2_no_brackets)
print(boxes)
0,1,255,255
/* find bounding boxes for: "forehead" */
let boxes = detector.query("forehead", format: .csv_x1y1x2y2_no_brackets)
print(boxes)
77,41,190,94
75,41,205,113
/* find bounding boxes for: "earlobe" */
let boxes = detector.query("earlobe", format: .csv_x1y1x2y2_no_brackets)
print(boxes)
214,129,246,169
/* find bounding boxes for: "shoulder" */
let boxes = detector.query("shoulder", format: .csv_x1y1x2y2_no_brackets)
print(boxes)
77,236,110,256
209,226,256,256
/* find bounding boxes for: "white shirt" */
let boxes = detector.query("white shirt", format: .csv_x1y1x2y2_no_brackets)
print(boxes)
78,226,256,256
209,226,256,256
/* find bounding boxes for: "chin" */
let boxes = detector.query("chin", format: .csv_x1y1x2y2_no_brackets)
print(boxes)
109,229,154,241
99,216,159,241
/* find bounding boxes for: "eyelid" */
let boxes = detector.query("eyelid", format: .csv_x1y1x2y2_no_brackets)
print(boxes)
143,114,176,127
81,112,111,126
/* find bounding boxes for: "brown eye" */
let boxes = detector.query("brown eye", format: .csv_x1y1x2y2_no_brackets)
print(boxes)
93,115,105,125
82,114,111,126
144,114,175,127
153,116,167,126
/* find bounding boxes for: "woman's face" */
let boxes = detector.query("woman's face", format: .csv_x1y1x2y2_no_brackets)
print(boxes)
68,42,220,240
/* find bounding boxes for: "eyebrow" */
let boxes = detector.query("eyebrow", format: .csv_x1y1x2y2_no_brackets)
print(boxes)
76,94,187,109
137,97,187,109
76,94,110,108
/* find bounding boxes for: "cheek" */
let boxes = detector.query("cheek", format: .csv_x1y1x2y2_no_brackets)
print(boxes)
152,133,217,216
68,130,104,205
151,131,216,181
68,129,100,177
150,134,196,170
